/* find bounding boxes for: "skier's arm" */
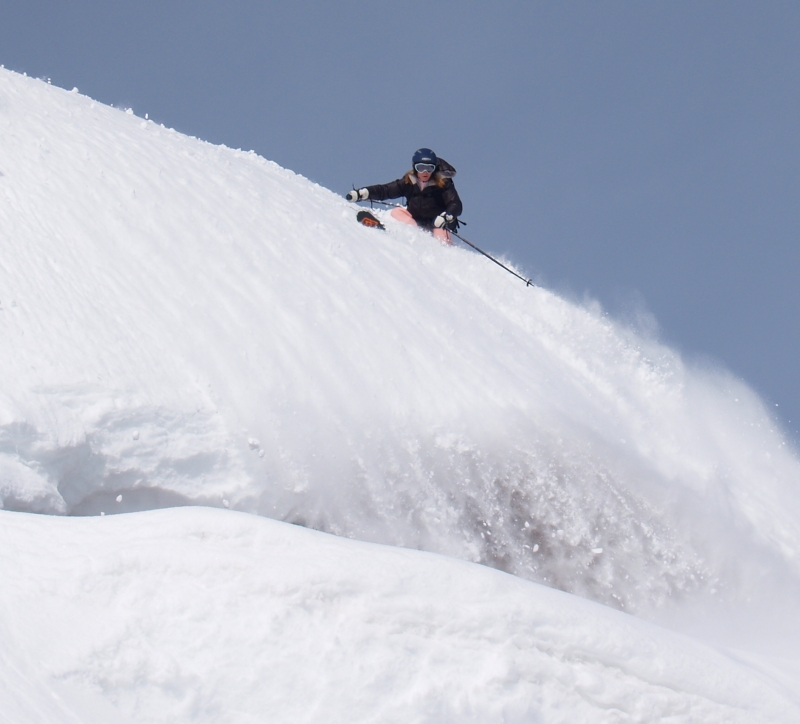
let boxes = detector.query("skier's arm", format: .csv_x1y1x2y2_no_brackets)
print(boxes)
364,179,407,201
442,181,463,218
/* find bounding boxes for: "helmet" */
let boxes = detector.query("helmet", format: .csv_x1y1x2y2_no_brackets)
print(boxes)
412,148,438,168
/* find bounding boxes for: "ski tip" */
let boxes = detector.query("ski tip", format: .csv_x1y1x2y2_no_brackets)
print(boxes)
356,210,386,231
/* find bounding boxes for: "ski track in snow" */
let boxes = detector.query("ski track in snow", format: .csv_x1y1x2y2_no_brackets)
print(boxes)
1,69,800,718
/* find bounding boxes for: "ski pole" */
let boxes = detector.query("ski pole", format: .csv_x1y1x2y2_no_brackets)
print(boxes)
367,198,405,210
360,200,531,286
451,231,536,287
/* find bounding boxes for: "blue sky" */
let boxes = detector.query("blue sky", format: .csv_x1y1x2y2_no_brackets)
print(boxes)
3,1,799,439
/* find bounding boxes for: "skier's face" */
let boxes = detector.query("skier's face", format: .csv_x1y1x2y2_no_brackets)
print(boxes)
414,162,435,183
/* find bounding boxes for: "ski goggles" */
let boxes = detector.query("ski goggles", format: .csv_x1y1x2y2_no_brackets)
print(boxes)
414,163,436,174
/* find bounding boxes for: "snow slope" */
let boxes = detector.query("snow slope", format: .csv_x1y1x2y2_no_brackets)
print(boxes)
2,507,798,724
3,68,800,615
1,68,800,717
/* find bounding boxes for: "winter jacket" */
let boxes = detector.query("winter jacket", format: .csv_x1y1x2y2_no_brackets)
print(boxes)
365,159,462,227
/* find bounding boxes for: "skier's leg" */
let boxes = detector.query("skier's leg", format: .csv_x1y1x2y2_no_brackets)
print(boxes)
390,207,417,226
432,228,453,245
392,208,453,244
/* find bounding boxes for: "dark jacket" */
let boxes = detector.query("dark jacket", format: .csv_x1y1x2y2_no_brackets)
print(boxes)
365,159,462,227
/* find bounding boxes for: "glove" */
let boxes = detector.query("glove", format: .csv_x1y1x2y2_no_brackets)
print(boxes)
346,188,369,202
434,212,455,229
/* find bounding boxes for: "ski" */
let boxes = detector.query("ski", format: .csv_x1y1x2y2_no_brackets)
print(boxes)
356,210,386,230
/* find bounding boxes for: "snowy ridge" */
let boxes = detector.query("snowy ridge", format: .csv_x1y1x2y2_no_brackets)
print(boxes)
1,507,798,723
1,67,800,623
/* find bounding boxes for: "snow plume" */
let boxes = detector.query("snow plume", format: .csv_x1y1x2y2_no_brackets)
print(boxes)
1,67,799,621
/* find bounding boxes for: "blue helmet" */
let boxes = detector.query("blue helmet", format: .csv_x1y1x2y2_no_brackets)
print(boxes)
412,148,438,168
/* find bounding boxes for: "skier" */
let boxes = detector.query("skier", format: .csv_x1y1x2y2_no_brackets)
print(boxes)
346,148,463,244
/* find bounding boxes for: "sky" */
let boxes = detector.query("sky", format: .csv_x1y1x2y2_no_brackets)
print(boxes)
2,0,799,439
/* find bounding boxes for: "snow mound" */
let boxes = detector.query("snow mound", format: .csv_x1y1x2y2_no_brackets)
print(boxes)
1,68,800,618
1,507,798,724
